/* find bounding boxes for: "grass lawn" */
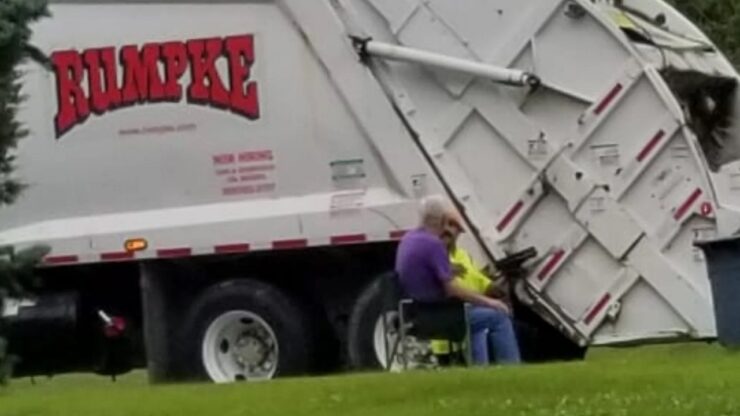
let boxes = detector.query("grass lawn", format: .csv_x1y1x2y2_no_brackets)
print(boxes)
1,343,739,416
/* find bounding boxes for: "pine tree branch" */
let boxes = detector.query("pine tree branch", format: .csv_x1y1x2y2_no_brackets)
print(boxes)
0,0,50,384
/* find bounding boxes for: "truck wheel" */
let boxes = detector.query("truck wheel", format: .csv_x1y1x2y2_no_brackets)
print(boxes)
347,277,412,370
181,279,313,382
347,278,389,369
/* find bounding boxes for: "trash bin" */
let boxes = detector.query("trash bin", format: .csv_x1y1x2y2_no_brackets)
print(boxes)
696,236,740,348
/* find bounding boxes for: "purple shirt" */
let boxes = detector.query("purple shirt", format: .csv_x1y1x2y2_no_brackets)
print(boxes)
395,228,452,302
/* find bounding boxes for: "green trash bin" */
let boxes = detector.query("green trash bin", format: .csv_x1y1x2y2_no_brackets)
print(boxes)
696,236,740,348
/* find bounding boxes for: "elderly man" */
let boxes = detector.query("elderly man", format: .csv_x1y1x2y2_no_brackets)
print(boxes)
395,195,521,365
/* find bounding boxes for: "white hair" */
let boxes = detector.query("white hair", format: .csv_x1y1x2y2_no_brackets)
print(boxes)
419,195,452,228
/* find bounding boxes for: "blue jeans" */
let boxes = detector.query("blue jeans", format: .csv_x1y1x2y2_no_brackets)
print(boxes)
468,306,521,365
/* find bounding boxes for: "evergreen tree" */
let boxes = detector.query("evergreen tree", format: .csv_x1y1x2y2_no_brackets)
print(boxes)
672,0,740,67
0,0,49,384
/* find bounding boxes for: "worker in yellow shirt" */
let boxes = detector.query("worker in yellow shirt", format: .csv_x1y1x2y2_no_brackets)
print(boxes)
432,226,516,365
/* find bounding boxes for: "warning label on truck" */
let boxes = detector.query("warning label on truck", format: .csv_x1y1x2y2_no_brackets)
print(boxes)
730,172,740,191
212,149,276,196
331,159,366,190
527,138,548,160
590,143,620,168
330,190,366,216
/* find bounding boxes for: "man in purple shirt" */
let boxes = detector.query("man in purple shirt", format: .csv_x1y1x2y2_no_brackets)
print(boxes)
395,195,521,365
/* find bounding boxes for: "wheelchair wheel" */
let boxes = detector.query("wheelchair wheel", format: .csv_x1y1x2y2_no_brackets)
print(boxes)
347,276,434,370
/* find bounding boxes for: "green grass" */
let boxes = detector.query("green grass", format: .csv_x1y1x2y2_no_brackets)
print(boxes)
2,344,740,416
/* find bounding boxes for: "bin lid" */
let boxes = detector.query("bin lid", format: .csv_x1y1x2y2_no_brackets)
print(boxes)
695,234,740,248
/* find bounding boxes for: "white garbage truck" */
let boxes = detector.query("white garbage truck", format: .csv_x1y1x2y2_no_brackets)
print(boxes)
2,0,740,382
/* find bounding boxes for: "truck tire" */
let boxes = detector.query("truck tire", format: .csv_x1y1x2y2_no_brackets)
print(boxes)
180,279,313,382
347,277,392,369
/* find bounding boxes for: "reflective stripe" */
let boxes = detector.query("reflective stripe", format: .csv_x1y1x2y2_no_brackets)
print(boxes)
584,294,612,325
594,83,623,116
496,200,524,232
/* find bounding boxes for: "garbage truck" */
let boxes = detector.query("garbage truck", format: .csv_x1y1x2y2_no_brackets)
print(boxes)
2,0,740,383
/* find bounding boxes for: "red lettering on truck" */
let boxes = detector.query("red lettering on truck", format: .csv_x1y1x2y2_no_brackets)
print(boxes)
120,43,167,105
83,48,122,114
51,34,260,138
